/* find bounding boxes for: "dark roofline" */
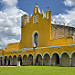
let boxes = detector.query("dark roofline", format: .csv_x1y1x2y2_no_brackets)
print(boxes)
51,23,75,29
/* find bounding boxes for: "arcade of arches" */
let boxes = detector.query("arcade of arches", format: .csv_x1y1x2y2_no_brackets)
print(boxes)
0,52,75,66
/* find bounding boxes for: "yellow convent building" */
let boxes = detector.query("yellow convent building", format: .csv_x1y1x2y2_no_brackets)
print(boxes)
0,5,75,66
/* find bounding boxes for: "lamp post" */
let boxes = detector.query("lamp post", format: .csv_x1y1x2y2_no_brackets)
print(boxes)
2,49,4,66
33,43,36,66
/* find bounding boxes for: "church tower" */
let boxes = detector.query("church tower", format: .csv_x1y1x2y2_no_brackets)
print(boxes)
46,7,52,40
19,5,52,49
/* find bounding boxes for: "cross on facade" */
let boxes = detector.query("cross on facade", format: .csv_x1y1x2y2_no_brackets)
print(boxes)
47,6,49,10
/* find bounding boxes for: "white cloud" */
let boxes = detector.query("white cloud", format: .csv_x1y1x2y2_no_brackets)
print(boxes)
52,8,75,26
0,0,27,49
2,0,18,6
64,0,75,6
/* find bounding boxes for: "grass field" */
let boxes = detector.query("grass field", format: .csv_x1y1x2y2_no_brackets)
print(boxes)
0,66,75,75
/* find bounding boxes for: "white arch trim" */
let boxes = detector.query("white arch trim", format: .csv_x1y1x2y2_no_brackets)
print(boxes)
4,56,8,59
43,52,50,59
28,54,33,57
71,51,75,58
51,52,60,59
0,56,3,58
13,55,17,58
35,53,43,59
18,54,22,58
32,31,39,47
23,54,27,57
8,55,12,58
4,56,7,57
60,51,71,58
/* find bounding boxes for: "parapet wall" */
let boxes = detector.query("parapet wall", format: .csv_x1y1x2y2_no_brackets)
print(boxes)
52,24,75,39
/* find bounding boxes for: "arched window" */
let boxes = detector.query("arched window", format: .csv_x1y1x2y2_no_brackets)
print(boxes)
35,8,37,13
34,33,38,45
33,16,35,23
47,12,49,19
36,15,38,23
27,17,29,23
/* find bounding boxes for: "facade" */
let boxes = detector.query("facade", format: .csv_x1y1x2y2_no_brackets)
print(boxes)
0,5,75,66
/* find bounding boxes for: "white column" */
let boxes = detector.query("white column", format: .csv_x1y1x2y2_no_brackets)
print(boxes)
42,59,43,66
70,58,72,66
10,59,13,65
6,59,8,65
17,61,20,66
59,58,62,66
0,61,1,65
50,58,52,66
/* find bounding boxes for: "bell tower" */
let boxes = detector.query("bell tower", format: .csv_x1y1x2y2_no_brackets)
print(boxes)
19,5,52,49
46,7,52,40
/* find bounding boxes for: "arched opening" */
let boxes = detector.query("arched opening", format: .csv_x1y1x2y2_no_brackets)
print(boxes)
23,55,27,66
71,52,75,66
4,56,8,65
61,53,70,66
13,55,17,66
18,55,22,66
36,54,42,66
8,56,12,66
52,53,60,66
43,53,50,66
0,57,2,65
34,33,38,45
28,54,33,65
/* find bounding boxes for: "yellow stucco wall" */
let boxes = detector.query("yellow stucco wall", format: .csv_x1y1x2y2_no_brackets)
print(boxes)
4,42,19,51
0,49,2,56
3,44,75,58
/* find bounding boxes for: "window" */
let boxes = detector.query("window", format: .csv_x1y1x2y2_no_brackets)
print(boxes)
35,8,37,13
36,15,38,22
27,17,29,23
33,16,35,23
34,33,38,45
47,12,49,19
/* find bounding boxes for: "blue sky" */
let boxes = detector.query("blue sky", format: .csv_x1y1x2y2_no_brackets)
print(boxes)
17,0,74,15
0,0,74,15
0,0,75,49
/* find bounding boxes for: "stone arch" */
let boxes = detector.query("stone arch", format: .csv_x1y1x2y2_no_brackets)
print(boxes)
8,55,12,66
4,56,8,65
60,51,70,58
36,53,42,59
61,52,70,66
36,53,42,66
23,54,27,66
13,55,17,66
28,54,33,65
71,51,75,66
0,56,2,65
18,55,22,66
43,52,50,66
51,52,60,66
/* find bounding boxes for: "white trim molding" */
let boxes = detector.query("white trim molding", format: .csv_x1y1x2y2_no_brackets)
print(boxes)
35,53,43,59
51,52,60,59
32,31,39,47
43,52,50,59
71,51,75,58
60,51,71,58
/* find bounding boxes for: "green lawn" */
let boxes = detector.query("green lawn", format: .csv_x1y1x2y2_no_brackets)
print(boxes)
0,66,75,75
